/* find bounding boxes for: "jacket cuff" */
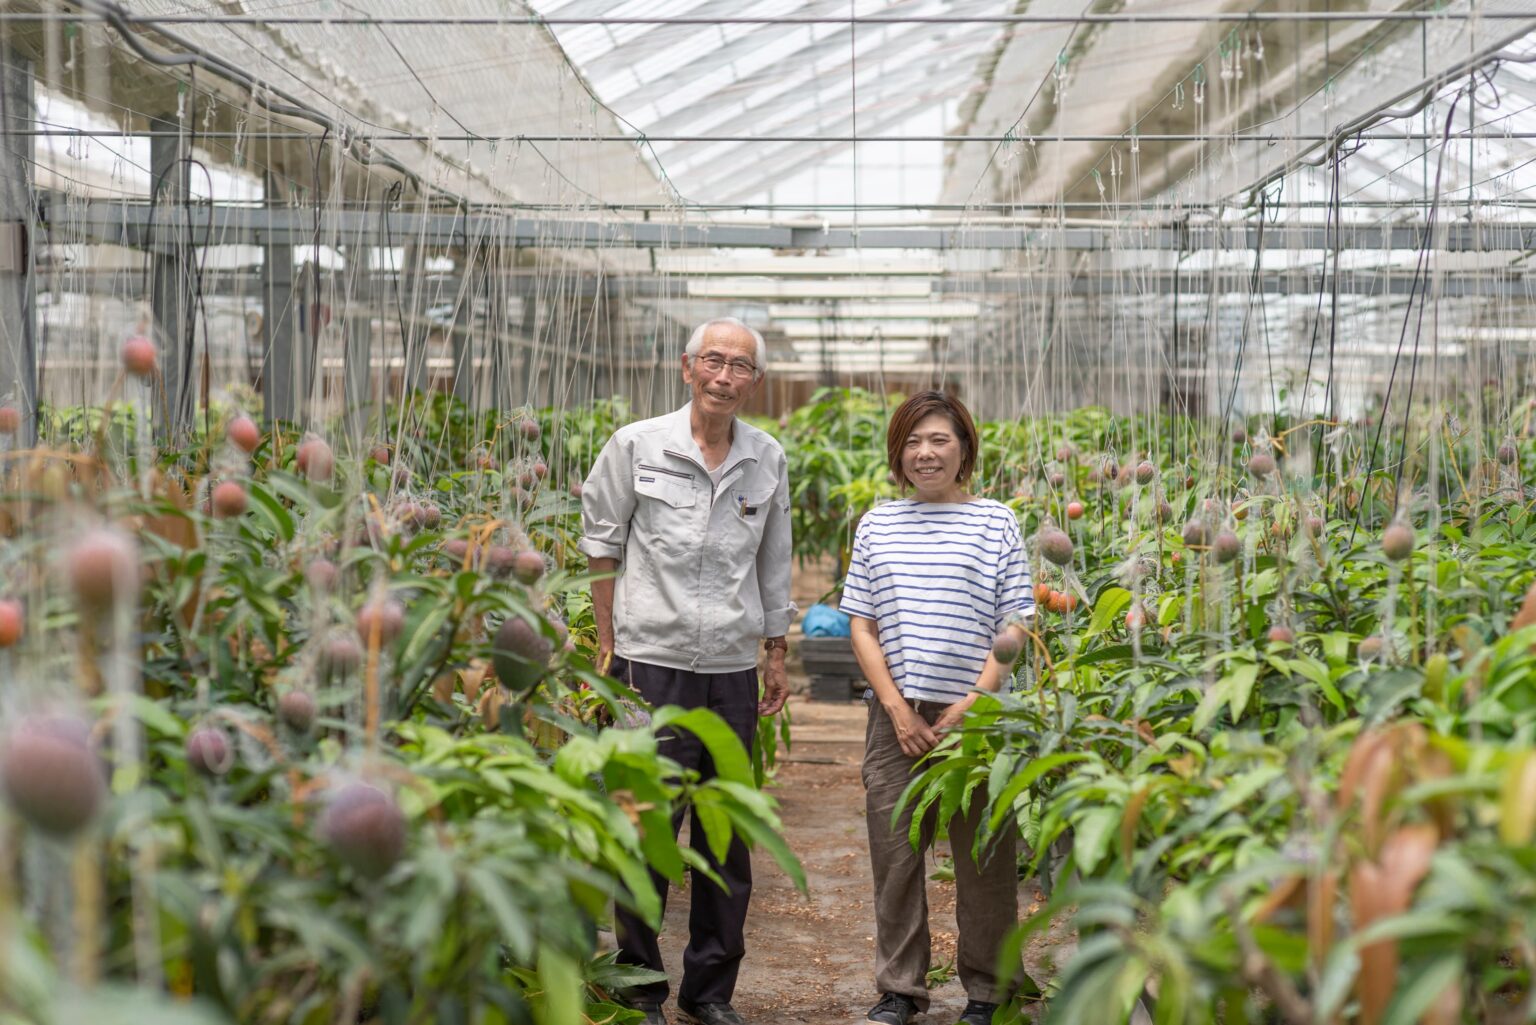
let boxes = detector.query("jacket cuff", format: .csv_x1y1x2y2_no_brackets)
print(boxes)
762,603,798,638
577,537,625,560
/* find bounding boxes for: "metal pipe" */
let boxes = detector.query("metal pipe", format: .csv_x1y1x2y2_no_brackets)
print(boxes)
37,197,1536,251
1231,21,1536,202
31,268,1536,298
15,129,1536,143
3,10,1531,23
62,0,477,204
222,200,1536,212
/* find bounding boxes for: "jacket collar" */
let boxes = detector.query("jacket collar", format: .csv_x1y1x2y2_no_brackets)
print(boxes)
663,401,759,475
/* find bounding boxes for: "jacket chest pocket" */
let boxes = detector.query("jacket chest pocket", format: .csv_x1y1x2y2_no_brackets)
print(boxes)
635,471,699,546
724,487,775,542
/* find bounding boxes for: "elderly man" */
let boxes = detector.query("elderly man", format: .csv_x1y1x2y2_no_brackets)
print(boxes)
579,317,794,1025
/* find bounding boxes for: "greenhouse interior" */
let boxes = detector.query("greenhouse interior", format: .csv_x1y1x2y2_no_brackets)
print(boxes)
3,1,1536,1023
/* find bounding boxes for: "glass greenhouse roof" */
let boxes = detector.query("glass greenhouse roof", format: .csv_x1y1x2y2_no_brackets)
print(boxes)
527,0,1006,209
17,0,1536,382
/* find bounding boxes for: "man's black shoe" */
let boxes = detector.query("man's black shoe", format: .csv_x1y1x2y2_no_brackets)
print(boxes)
633,1003,669,1025
676,998,745,1025
956,1000,1000,1025
866,992,919,1025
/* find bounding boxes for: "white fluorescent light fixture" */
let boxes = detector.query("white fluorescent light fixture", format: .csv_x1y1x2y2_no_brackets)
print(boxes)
768,359,951,373
788,339,935,355
687,278,933,299
767,301,981,320
660,255,944,276
768,362,958,374
781,322,952,340
1328,343,1468,357
1442,327,1536,343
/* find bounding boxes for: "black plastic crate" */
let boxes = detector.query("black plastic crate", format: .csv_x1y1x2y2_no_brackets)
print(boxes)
800,635,864,701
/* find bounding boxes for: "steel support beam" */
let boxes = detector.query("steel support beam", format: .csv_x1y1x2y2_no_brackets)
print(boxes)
7,10,1531,23
398,242,429,398
1035,271,1536,299
36,198,1536,252
261,179,298,425
0,48,34,444
450,250,480,407
342,245,373,447
149,117,194,440
486,246,509,422
28,268,1536,300
21,129,1536,144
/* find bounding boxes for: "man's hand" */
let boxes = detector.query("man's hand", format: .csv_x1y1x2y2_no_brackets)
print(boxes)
933,694,977,737
596,640,614,676
759,651,789,716
883,700,940,757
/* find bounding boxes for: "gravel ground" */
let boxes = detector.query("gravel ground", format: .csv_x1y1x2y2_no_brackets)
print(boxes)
643,697,1066,1025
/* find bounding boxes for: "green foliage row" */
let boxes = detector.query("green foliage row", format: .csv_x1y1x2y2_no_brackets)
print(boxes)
893,402,1536,1024
0,391,800,1025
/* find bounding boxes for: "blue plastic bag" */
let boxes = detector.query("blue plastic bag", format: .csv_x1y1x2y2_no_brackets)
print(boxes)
802,603,852,638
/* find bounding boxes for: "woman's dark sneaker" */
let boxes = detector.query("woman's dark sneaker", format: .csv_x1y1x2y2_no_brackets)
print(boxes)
866,992,919,1025
956,1000,1000,1025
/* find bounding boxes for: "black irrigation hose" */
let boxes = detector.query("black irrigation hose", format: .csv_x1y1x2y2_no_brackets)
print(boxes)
1321,150,1344,511
72,0,461,205
305,122,330,405
1296,159,1336,450
1218,199,1268,448
380,179,435,448
1240,29,1536,206
1348,80,1474,547
1387,86,1492,510
139,150,214,438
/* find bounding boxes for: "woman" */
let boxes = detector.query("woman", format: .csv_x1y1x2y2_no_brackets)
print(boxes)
841,391,1034,1025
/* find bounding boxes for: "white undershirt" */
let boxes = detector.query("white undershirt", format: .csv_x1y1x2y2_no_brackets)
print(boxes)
707,461,727,488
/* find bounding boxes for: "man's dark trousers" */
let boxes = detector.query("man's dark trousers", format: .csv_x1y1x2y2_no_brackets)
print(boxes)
611,657,760,1006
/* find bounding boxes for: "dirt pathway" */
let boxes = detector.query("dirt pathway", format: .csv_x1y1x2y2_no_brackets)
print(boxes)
653,696,1050,1024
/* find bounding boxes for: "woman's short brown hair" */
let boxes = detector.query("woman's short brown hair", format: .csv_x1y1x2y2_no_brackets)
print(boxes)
886,391,980,489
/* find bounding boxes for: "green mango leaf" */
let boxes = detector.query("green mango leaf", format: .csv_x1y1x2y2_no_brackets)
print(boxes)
1192,677,1233,734
637,807,686,884
1382,957,1461,1025
726,803,807,893
535,944,582,1025
1072,806,1119,876
988,752,1093,833
1314,944,1362,1022
465,864,534,963
1226,662,1260,721
554,735,608,786
1087,586,1132,637
399,602,452,668
693,792,733,864
652,707,752,787
244,482,295,541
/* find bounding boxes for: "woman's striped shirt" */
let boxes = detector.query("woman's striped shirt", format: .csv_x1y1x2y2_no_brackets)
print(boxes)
840,498,1033,704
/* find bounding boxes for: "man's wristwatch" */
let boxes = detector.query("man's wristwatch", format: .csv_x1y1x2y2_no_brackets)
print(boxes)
763,637,788,653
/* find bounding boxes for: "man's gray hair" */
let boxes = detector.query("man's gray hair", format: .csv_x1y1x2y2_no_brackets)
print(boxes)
686,318,768,378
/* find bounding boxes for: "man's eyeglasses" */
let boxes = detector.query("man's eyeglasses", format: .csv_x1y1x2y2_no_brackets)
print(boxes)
693,353,758,379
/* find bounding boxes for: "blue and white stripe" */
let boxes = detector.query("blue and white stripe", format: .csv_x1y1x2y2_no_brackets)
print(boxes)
840,499,1033,703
